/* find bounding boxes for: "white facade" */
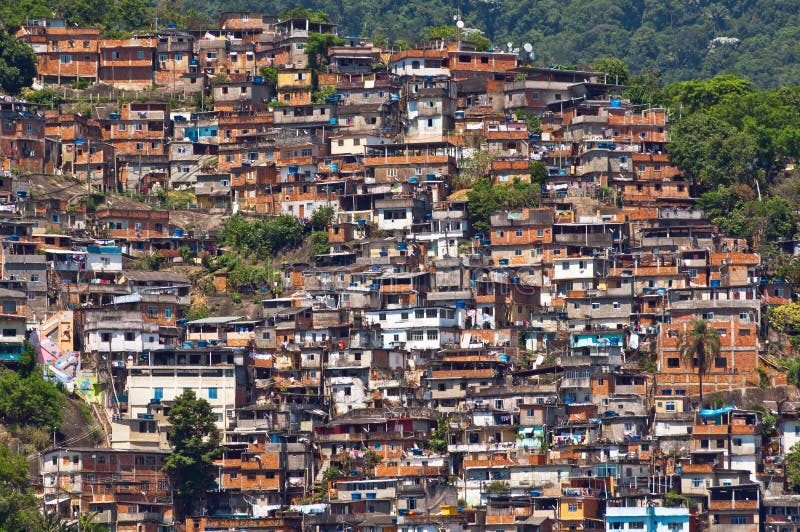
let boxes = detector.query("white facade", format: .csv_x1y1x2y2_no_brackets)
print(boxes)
390,57,448,78
126,355,243,430
85,246,123,273
328,375,367,415
553,258,602,280
365,307,461,329
377,206,414,231
605,506,690,532
780,419,800,454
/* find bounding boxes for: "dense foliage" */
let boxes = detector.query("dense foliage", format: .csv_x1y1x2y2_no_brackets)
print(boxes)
0,367,65,430
218,213,305,258
467,177,540,233
5,2,800,85
656,75,800,254
0,29,36,95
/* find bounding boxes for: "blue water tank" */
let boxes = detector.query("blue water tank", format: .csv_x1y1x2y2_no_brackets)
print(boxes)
409,177,419,184
611,99,621,108
455,300,466,308
271,434,280,443
330,163,339,172
173,229,184,238
397,242,408,250
358,219,366,225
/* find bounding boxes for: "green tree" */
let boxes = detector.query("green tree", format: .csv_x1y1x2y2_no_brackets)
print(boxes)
668,113,757,191
428,417,448,454
485,480,510,493
309,231,330,258
305,32,345,73
279,7,330,23
666,74,753,114
0,30,37,95
0,369,65,429
0,443,40,530
312,84,336,104
529,161,548,187
678,320,721,408
258,66,278,86
787,442,800,492
310,205,335,230
163,390,222,519
591,57,629,85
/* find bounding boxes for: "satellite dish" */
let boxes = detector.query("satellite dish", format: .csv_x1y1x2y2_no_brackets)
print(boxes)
523,43,533,53
456,20,464,29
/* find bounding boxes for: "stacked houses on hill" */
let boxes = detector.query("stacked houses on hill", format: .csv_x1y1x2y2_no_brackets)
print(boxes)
0,10,796,532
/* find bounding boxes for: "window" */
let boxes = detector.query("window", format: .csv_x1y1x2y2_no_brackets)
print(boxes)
667,357,680,368
666,401,676,412
1,301,15,314
208,387,218,399
148,306,157,319
628,523,645,530
537,229,544,237
1,328,16,337
427,330,439,340
410,331,424,341
730,516,747,525
667,524,683,531
613,301,621,309
515,229,523,237
60,54,72,64
714,357,727,368
175,53,183,61
733,438,742,446
124,332,135,341
136,51,145,60
567,504,578,513
165,306,172,319
515,249,523,256
609,524,623,530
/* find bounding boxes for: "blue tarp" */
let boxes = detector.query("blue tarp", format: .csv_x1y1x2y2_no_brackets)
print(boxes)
699,405,734,417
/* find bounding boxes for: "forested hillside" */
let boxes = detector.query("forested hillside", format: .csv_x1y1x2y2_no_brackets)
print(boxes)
4,0,800,86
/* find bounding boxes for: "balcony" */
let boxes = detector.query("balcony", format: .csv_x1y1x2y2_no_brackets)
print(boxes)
560,377,592,389
117,512,169,523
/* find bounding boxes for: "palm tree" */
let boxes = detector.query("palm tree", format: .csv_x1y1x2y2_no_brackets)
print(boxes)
678,319,721,409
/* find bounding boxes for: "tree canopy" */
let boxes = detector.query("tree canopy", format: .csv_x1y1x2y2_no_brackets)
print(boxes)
0,30,36,95
164,390,222,518
467,177,540,234
0,443,40,530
